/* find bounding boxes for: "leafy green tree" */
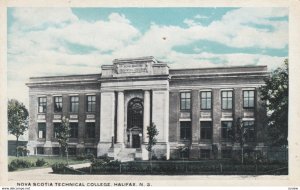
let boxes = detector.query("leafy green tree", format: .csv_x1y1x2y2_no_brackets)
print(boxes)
55,116,70,164
259,59,288,147
235,117,246,164
146,122,159,161
8,99,29,157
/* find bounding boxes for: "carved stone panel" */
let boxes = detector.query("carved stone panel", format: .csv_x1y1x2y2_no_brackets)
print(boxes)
180,112,191,118
37,114,45,120
200,111,211,118
244,111,254,118
222,112,233,118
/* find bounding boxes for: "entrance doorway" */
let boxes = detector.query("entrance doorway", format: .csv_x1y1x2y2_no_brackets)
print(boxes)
127,98,143,148
132,134,141,148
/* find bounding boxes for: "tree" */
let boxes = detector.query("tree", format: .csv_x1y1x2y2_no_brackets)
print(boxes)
55,116,70,165
235,117,246,164
8,99,29,157
259,59,288,147
146,122,159,161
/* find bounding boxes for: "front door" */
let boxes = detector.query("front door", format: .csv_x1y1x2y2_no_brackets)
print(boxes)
132,134,140,148
127,98,143,148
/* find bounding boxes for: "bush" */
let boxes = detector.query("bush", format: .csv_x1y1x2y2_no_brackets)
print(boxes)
76,154,86,161
51,162,67,174
36,158,47,167
86,153,95,161
91,159,106,167
10,159,34,169
8,163,18,171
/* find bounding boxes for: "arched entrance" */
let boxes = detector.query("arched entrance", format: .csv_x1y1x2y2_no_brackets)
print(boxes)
127,98,143,148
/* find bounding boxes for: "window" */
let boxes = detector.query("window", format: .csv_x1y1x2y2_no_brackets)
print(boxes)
52,147,60,155
243,121,255,142
69,123,78,138
221,149,232,159
54,96,63,112
180,92,191,110
200,91,212,110
70,96,79,112
37,147,44,155
200,149,210,159
38,97,47,113
68,148,76,155
53,123,61,138
221,91,233,109
200,121,212,140
180,121,191,140
38,123,46,139
243,90,255,108
86,122,96,138
221,121,233,140
87,95,96,112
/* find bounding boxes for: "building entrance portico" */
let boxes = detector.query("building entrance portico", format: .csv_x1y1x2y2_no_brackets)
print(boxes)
98,57,170,160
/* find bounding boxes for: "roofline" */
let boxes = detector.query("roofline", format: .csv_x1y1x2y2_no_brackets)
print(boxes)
113,56,157,63
169,65,268,71
29,73,101,80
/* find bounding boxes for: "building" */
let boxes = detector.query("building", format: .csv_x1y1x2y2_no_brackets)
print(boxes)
26,56,268,160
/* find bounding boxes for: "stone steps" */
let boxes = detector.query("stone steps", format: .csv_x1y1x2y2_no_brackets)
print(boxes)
116,148,137,162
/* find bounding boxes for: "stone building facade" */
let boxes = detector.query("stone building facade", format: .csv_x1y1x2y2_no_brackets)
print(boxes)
26,56,268,160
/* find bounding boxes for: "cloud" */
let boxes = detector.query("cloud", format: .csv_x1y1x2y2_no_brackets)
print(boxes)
11,8,78,31
166,51,285,71
7,7,288,107
194,14,209,20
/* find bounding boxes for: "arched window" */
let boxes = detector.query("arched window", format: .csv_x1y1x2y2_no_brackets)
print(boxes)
127,98,143,129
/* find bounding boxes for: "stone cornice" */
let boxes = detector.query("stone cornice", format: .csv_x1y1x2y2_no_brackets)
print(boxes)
99,74,170,82
170,71,269,81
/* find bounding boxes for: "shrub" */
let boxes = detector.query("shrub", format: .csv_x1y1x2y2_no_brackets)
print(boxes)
76,154,86,161
151,155,158,160
10,159,34,169
91,159,106,168
51,162,67,174
86,153,95,161
36,158,47,167
160,155,167,160
8,163,17,171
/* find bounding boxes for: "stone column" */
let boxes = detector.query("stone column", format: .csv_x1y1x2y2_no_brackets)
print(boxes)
143,90,151,143
98,91,115,157
117,91,125,145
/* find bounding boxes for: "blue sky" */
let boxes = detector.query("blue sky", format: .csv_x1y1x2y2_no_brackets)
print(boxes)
7,7,288,106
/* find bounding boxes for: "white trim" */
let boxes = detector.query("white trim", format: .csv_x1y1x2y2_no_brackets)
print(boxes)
242,87,256,91
69,120,78,123
220,88,233,91
53,95,62,97
179,118,191,121
69,94,79,96
37,120,46,123
86,93,96,96
169,83,264,90
179,89,191,92
199,89,212,92
242,118,255,121
221,118,233,121
53,120,62,123
37,95,47,98
199,118,212,121
85,120,96,123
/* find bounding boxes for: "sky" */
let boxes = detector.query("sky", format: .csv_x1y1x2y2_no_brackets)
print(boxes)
7,7,288,107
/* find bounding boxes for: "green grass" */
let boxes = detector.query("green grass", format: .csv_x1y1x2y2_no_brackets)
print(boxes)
8,156,90,171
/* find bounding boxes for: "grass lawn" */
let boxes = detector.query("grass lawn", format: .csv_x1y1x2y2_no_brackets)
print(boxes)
8,156,90,171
